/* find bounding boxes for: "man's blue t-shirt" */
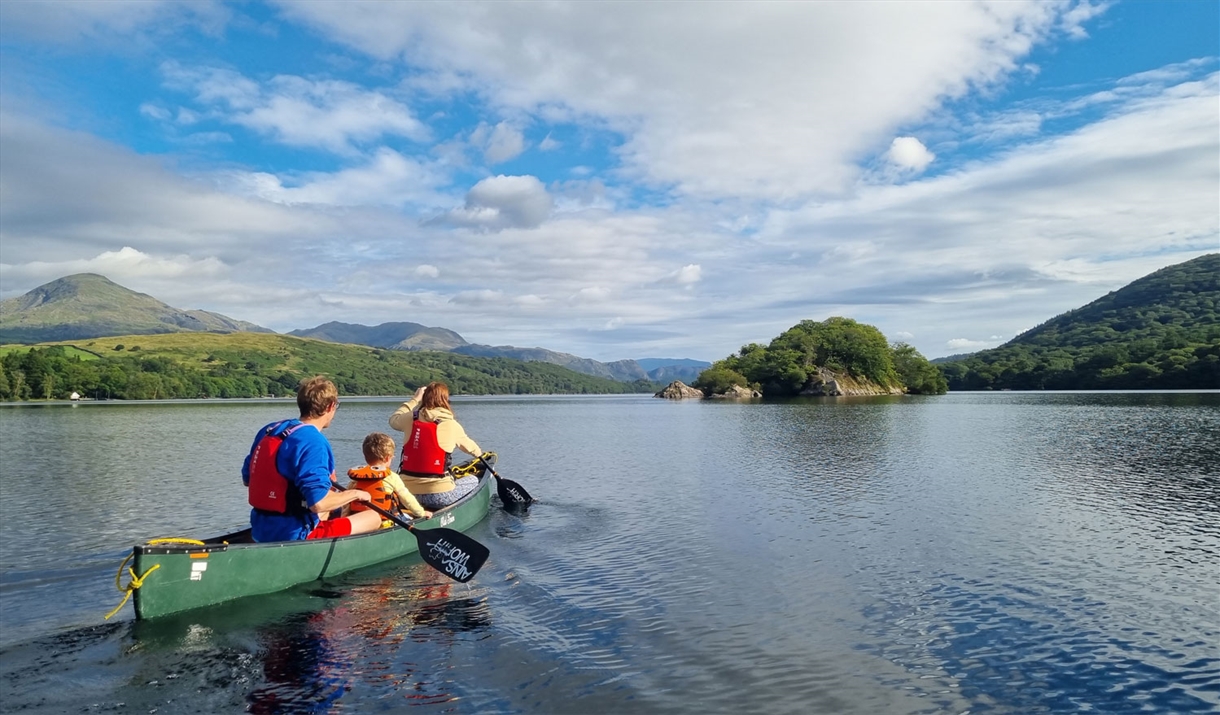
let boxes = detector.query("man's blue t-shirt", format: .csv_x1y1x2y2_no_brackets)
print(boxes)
241,420,335,542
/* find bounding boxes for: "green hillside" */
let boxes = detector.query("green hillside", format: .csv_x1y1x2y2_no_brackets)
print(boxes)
939,253,1219,390
0,274,272,343
0,332,651,401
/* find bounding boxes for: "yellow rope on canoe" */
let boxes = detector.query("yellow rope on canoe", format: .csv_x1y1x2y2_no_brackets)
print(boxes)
451,452,496,478
103,538,205,620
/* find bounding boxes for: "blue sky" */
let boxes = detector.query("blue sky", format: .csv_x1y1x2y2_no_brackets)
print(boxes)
1,0,1216,360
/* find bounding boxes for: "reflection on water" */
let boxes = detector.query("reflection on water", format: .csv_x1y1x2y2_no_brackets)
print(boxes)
0,566,495,714
244,576,493,713
1,393,1217,713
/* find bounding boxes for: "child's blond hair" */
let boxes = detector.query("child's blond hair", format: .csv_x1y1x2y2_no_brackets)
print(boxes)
362,432,395,464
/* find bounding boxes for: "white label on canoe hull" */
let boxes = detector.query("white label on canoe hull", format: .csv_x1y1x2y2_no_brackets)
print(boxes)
190,561,208,580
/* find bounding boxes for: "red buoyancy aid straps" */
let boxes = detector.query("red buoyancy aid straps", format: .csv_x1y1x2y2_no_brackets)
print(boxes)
248,421,308,513
399,420,449,476
346,466,397,513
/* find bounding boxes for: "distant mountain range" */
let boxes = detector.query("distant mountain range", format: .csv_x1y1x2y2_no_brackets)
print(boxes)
0,274,709,383
451,344,651,381
288,321,468,352
292,322,709,382
0,274,271,343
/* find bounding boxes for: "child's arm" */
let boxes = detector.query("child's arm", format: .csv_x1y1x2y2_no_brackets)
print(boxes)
386,471,432,519
395,488,432,519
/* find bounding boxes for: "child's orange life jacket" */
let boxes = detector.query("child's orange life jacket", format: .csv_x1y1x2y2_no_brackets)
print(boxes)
346,466,397,514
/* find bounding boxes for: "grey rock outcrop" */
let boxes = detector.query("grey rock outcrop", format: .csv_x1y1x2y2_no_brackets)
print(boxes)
706,384,762,399
798,367,903,396
654,380,704,399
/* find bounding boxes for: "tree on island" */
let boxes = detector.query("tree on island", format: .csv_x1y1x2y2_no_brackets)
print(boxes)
694,317,947,396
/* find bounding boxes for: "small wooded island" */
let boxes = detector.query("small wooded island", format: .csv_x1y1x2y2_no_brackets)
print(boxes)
657,316,946,399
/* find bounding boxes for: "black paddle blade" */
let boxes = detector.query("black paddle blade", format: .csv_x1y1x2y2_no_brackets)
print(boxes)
495,475,533,506
413,527,490,583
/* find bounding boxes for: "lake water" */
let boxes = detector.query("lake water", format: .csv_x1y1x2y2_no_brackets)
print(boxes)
0,392,1217,714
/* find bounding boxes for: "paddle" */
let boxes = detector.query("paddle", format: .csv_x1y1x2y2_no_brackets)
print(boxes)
473,454,533,507
339,487,489,583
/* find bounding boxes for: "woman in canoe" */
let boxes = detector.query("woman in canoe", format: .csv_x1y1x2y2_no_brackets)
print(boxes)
390,382,483,510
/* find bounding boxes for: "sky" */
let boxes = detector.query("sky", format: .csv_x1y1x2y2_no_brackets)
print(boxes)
0,1,1216,361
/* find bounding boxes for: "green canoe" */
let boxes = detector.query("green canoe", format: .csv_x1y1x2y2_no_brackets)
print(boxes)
128,474,492,620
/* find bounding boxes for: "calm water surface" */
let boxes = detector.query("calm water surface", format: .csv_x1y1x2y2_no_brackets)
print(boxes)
0,393,1217,714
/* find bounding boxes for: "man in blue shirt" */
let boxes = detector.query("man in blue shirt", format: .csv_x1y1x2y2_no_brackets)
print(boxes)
242,376,381,542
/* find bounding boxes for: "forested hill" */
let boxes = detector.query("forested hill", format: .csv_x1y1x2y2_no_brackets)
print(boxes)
939,253,1219,390
0,333,652,401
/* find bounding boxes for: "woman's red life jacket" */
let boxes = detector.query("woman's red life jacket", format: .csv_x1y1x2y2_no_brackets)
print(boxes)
400,420,449,476
247,422,307,513
346,466,397,514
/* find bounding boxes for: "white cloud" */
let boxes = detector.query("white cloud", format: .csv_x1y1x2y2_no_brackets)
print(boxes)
893,331,915,341
415,264,440,278
1059,0,1109,40
161,63,430,153
0,112,321,266
964,110,1044,143
0,0,229,44
222,148,449,208
139,103,171,121
674,264,702,285
822,241,878,263
470,121,526,164
572,286,611,303
176,107,201,125
538,133,561,151
515,294,547,307
947,337,1004,350
449,289,503,306
442,175,553,230
552,179,615,212
0,247,224,293
276,1,1099,198
885,137,936,173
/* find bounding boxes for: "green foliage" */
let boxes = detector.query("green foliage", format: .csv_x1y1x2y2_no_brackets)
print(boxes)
891,343,949,394
705,317,940,396
1,333,650,401
939,254,1219,391
692,365,752,395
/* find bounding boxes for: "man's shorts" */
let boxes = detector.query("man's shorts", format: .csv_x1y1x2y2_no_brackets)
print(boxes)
307,517,354,539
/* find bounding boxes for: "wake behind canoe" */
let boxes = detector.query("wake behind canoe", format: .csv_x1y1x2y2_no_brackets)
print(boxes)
128,473,492,620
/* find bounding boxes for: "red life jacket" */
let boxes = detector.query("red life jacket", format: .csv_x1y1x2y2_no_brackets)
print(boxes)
247,422,307,513
400,420,450,476
346,466,397,514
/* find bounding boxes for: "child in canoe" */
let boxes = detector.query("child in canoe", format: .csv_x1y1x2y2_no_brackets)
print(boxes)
344,432,433,523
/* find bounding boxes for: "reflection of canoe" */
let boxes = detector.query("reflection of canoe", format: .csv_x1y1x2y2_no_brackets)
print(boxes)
129,474,491,620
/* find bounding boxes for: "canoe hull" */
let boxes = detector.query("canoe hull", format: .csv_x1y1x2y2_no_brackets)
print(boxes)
131,474,491,619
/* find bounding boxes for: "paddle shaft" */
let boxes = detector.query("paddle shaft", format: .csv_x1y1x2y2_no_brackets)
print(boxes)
335,485,489,583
